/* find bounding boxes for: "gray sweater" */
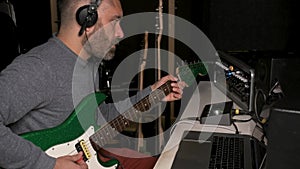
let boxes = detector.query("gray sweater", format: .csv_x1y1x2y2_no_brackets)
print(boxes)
0,36,151,169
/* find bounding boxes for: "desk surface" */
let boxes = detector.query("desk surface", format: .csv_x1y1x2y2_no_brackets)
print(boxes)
154,81,261,169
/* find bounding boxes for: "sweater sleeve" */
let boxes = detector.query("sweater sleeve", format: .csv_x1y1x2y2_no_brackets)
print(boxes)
0,125,56,169
0,55,56,169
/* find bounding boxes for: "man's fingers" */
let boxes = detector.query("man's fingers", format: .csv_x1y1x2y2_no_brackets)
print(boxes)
167,75,178,82
77,159,88,169
173,93,182,99
72,152,88,169
70,152,83,162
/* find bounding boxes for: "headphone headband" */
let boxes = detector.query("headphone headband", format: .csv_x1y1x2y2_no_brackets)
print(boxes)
76,0,102,36
95,0,101,6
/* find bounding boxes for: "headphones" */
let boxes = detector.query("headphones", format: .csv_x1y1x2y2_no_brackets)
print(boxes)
76,0,101,36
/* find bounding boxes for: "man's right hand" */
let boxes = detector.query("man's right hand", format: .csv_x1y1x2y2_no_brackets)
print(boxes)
54,152,88,169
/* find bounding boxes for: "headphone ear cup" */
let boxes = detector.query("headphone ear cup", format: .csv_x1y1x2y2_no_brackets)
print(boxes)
76,4,98,28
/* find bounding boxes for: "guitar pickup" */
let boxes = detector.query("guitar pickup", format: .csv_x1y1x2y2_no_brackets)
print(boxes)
75,140,91,161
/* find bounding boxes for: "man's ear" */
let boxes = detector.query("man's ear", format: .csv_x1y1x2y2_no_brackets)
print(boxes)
85,26,94,34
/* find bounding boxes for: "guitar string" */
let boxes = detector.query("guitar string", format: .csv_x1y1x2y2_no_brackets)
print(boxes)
78,65,201,158
64,81,173,157
91,81,172,141
64,70,199,157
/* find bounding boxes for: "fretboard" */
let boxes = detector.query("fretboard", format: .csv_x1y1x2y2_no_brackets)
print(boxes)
89,80,173,149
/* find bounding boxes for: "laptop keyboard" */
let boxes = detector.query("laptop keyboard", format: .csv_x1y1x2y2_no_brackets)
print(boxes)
209,135,244,169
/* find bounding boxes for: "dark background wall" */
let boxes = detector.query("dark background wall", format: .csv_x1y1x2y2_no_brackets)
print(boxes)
7,0,297,55
177,0,298,52
9,0,52,53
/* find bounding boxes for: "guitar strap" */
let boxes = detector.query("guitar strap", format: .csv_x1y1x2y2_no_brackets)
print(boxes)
98,148,124,169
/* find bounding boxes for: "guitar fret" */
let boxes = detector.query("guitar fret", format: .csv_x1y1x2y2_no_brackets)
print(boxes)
120,116,129,129
109,120,117,131
99,134,105,146
135,101,145,112
114,116,123,131
107,125,117,138
159,92,164,100
155,88,165,100
143,99,150,110
153,92,159,102
124,109,134,121
92,131,105,147
133,101,143,112
150,92,159,104
114,116,120,130
135,109,142,119
115,116,123,130
111,126,119,137
123,117,129,127
135,102,143,112
89,80,176,150
129,108,139,121
98,130,108,145
105,126,113,139
122,112,129,120
161,81,172,96
109,121,119,134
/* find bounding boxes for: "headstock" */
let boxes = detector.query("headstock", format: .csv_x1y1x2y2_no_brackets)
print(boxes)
176,61,208,86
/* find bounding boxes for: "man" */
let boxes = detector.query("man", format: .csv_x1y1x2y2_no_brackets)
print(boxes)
0,0,183,168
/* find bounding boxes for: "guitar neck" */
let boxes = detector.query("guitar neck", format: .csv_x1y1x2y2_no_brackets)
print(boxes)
89,60,208,149
89,80,173,149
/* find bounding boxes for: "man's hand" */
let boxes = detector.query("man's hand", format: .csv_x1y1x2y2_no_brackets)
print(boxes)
54,152,88,169
151,75,186,101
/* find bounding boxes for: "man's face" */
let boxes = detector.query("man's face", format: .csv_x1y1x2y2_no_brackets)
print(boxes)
86,0,124,60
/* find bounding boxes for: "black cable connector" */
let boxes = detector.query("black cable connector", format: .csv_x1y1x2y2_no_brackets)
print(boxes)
231,108,250,115
232,122,239,134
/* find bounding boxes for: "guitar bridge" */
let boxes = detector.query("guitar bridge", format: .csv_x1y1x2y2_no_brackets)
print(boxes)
75,140,91,161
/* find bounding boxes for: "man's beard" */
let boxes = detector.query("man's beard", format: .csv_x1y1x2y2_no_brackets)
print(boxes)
103,47,116,60
84,25,119,61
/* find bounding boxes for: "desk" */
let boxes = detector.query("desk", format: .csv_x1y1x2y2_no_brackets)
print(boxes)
154,81,262,169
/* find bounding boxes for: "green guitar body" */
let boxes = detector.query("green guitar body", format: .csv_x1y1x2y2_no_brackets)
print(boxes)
20,92,119,168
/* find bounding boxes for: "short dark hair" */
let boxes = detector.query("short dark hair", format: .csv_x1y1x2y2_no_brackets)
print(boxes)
56,0,87,28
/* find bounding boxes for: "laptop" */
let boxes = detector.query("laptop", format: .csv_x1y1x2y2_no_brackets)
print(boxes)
171,131,266,169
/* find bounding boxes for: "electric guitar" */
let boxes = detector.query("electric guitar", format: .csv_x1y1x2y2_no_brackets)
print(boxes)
20,62,208,169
